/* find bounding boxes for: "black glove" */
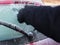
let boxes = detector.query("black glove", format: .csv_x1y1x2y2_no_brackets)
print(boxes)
17,5,60,42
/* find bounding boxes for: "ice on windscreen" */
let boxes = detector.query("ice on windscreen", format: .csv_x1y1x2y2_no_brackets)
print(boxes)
0,4,34,41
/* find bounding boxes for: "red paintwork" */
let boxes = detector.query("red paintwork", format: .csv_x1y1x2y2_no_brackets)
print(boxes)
0,0,13,4
0,0,41,6
26,38,60,45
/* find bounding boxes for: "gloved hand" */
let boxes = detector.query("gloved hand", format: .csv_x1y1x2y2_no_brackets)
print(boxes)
17,5,60,42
